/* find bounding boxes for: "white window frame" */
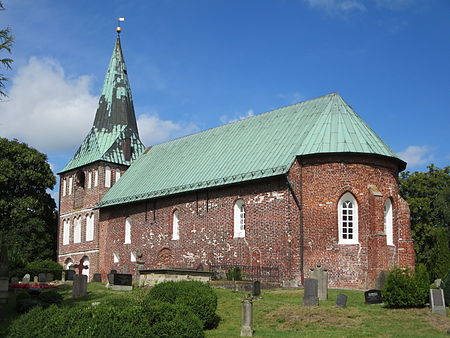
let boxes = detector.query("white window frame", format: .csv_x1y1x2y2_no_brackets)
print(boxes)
113,253,119,263
124,217,131,244
172,210,179,240
74,216,81,243
338,192,359,244
115,169,121,182
87,171,92,189
86,213,94,242
62,179,67,197
105,166,111,188
233,199,246,238
130,252,136,262
68,176,73,195
94,169,99,187
63,219,70,245
384,198,394,246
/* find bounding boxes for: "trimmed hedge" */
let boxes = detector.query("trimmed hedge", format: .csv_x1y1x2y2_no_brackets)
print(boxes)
11,260,63,280
146,281,218,329
8,302,204,338
382,267,428,308
15,289,63,313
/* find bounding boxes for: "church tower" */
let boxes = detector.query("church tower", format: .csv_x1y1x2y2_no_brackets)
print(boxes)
57,29,145,280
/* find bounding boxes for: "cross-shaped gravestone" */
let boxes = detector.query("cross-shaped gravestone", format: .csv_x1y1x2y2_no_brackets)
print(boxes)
73,259,89,275
72,258,88,298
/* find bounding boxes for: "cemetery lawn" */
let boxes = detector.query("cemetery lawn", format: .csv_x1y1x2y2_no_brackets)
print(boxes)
2,283,450,337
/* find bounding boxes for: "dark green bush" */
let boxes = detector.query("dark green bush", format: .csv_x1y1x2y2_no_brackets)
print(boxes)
147,281,218,329
38,289,63,305
226,266,243,281
442,269,450,306
414,263,430,305
8,302,204,338
14,289,63,313
382,267,428,308
23,260,64,280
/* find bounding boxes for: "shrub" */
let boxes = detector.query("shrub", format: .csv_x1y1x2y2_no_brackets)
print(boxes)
23,260,64,280
382,268,427,308
14,288,62,313
414,264,430,305
147,281,218,329
442,269,450,306
226,266,242,281
8,302,204,338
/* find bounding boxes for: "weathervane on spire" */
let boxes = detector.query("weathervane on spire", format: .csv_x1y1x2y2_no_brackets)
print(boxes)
116,17,125,35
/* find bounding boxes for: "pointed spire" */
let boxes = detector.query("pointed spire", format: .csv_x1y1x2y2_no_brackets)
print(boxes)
60,34,145,173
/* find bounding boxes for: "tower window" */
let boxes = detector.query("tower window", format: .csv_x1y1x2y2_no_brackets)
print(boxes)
87,171,92,189
115,169,121,182
172,210,179,240
234,199,245,238
125,217,131,244
74,216,82,243
62,179,67,197
86,213,94,242
68,177,73,195
384,199,394,246
94,169,99,187
105,166,111,188
338,192,358,244
63,219,70,245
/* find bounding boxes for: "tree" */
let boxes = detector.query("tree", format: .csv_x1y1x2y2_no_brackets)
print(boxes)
400,165,450,280
0,138,57,273
0,1,14,98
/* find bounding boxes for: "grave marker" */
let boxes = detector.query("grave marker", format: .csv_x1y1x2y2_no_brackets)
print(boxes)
111,273,133,291
364,289,382,304
72,258,89,298
303,278,319,306
10,277,19,284
252,281,261,297
241,295,254,336
430,289,447,316
22,274,30,283
33,276,38,283
45,273,54,282
38,273,46,283
66,270,75,281
336,293,348,308
310,264,328,300
93,273,102,282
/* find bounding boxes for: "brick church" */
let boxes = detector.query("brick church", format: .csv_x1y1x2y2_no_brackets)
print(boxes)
58,34,415,289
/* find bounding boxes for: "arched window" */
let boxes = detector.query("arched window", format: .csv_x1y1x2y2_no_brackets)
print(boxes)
172,211,179,240
62,179,67,197
86,213,94,242
94,169,99,187
87,171,92,189
124,217,131,244
384,199,394,246
234,199,245,238
338,192,358,244
68,176,73,195
74,216,81,243
65,258,73,270
105,166,111,188
63,219,70,245
115,169,121,182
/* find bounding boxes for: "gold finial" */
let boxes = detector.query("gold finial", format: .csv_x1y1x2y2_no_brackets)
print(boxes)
116,17,125,35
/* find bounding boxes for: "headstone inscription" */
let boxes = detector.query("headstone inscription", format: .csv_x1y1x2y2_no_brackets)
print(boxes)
430,289,447,316
303,278,319,306
111,273,133,291
310,264,328,300
252,281,261,297
38,273,46,283
93,273,102,283
22,273,30,283
240,295,254,337
10,277,19,284
336,293,348,308
364,290,382,304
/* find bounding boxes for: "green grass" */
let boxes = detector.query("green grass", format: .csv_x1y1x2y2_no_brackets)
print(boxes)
2,283,450,337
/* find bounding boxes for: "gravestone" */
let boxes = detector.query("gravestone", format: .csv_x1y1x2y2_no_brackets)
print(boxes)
10,277,19,284
110,269,117,274
310,264,328,300
252,281,261,297
434,279,442,288
33,276,38,283
66,270,75,281
364,289,382,304
336,293,348,308
38,273,46,283
61,271,66,282
241,295,254,336
376,271,388,290
22,273,30,283
303,278,319,306
111,273,133,291
72,274,88,298
93,273,102,282
430,289,446,315
45,273,54,282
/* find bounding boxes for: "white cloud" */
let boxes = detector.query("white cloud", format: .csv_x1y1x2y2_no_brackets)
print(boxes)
305,0,366,15
137,113,199,145
220,109,254,124
398,145,434,167
0,57,98,152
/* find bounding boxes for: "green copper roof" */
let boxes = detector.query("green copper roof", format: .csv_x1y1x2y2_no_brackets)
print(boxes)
61,37,144,173
98,93,405,208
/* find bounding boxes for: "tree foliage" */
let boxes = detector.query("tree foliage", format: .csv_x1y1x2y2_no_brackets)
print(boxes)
0,138,57,273
400,165,450,280
0,1,14,98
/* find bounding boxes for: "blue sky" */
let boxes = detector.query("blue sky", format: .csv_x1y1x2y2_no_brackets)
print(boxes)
1,0,449,198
